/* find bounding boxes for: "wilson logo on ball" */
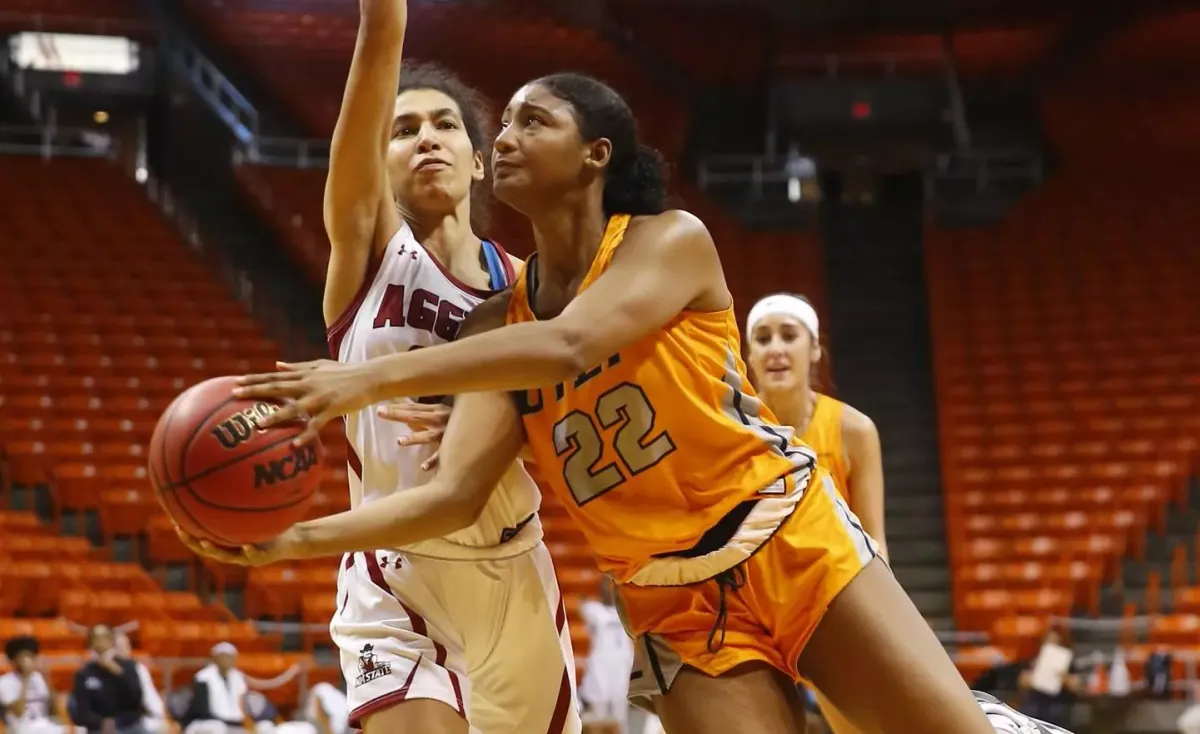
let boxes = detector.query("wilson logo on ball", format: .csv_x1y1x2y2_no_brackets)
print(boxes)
211,402,282,450
253,443,320,489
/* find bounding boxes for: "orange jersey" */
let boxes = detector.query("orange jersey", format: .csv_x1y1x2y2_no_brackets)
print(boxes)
506,214,814,583
800,394,850,501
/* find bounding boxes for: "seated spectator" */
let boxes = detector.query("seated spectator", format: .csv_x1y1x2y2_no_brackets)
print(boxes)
183,643,271,734
302,683,347,734
114,631,166,733
0,636,65,734
71,625,146,734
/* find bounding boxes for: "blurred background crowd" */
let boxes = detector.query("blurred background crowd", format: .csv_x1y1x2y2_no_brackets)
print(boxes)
0,0,1198,732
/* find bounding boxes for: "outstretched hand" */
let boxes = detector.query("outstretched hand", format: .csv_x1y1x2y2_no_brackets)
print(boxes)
175,526,303,567
234,359,383,444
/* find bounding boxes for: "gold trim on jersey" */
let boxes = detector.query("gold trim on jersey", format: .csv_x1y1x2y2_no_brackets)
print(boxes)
626,348,819,587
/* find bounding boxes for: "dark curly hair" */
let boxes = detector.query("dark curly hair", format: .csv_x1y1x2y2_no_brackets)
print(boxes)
533,72,669,217
5,635,38,661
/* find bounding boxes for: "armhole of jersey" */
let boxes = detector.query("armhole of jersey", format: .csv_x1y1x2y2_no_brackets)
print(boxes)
481,240,506,290
325,246,387,359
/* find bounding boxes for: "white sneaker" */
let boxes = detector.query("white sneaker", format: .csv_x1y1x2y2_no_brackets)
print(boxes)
973,691,1074,734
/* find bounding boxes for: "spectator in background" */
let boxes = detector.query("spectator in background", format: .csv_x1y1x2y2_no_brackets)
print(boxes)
784,143,818,204
578,576,634,733
1017,630,1081,729
0,636,64,734
71,624,146,734
113,631,166,733
302,682,348,734
184,642,270,734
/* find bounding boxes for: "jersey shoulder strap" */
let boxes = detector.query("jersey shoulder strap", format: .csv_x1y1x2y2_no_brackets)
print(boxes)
481,240,509,290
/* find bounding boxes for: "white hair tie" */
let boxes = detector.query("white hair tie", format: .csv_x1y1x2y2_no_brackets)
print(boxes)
745,294,819,341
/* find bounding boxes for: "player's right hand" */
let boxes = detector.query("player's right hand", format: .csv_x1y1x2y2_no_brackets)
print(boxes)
175,526,300,567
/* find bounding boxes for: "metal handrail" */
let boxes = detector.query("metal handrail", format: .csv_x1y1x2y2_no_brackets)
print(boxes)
0,124,116,158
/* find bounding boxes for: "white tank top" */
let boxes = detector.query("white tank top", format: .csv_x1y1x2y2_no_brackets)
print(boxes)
327,224,541,559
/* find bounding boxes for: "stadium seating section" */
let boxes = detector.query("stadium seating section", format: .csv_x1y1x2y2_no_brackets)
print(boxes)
0,157,341,708
930,9,1200,683
605,2,1063,82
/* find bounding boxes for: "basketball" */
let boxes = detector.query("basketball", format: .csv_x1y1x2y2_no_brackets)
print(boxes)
148,375,323,547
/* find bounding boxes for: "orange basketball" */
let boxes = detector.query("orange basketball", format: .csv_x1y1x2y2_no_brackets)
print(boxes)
149,376,323,546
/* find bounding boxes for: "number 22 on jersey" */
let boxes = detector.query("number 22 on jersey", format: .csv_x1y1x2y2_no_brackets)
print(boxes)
552,382,677,505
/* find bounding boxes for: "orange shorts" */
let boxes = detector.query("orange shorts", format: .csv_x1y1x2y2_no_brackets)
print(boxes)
620,468,878,700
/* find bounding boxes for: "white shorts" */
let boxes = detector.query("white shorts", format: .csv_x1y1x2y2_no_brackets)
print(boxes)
331,543,581,734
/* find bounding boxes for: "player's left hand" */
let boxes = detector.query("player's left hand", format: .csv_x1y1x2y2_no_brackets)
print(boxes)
175,526,303,567
377,401,451,471
234,359,383,444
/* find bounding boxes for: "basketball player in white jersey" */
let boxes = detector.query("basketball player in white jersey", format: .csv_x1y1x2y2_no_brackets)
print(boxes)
183,2,578,733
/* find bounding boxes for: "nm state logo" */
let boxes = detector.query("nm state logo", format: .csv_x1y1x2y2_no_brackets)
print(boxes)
355,643,391,686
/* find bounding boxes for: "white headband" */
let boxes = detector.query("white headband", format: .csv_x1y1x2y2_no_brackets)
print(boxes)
211,642,238,657
746,294,819,341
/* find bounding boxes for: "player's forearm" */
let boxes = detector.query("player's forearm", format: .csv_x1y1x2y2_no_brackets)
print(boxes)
850,495,888,563
359,0,406,36
291,481,480,556
366,320,582,399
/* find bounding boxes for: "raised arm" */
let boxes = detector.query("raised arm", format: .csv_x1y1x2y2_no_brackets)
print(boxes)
321,0,407,325
238,210,731,439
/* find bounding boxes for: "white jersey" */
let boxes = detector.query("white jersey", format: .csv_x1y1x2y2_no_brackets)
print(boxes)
0,671,52,729
327,224,541,559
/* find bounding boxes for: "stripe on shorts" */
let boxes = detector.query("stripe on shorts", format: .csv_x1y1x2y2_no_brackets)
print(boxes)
364,551,465,716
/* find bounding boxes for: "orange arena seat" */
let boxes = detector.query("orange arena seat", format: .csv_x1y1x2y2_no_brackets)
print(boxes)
929,12,1200,636
0,155,343,701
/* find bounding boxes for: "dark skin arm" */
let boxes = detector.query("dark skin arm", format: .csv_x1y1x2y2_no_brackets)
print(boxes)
178,296,528,564
234,210,731,442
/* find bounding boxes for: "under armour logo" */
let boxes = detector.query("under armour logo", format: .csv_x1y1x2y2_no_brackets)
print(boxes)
397,244,419,261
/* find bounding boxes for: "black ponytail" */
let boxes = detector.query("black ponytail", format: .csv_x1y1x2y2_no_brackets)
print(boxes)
536,72,669,217
603,143,668,216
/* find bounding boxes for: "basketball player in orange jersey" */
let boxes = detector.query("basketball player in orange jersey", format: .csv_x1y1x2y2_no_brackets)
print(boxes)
746,293,886,734
745,293,888,558
183,1,580,733
227,74,1040,733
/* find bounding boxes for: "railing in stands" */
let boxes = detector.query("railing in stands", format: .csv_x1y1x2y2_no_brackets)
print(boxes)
151,21,329,169
0,123,116,158
163,26,259,145
926,146,1044,192
775,50,946,79
238,137,331,169
696,154,795,196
